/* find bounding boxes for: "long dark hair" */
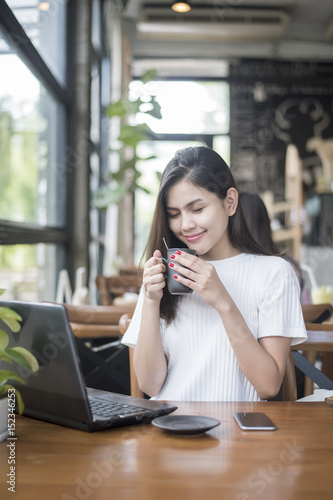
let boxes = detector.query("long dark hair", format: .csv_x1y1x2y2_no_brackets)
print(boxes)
143,146,274,323
238,192,278,254
239,192,305,291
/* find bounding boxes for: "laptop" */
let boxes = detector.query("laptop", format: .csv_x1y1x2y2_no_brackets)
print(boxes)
1,300,177,432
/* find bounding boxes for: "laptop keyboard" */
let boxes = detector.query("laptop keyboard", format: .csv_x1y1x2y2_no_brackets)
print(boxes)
89,397,151,419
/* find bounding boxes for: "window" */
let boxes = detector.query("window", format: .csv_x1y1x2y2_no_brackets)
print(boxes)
131,80,229,135
0,1,69,301
0,46,67,226
130,79,230,262
5,0,67,84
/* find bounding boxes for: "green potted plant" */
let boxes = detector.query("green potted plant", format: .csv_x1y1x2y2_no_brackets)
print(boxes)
95,70,162,208
0,289,39,440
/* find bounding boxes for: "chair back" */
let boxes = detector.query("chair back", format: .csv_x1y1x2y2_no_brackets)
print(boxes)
301,303,333,324
96,272,142,306
283,321,333,401
64,303,135,338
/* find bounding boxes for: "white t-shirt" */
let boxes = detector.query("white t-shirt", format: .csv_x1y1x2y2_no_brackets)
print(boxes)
121,253,307,401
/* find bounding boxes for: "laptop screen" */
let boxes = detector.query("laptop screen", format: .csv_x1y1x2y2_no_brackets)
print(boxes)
2,301,93,425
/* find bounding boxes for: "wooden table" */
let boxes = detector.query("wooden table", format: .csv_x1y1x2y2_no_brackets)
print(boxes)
1,401,333,500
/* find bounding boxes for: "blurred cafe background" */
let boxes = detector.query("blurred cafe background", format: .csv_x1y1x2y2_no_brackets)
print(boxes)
1,1,333,321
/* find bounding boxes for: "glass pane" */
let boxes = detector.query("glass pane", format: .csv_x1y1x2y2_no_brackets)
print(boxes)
0,33,67,227
134,140,206,264
0,243,65,301
5,0,67,84
213,135,231,166
130,80,230,135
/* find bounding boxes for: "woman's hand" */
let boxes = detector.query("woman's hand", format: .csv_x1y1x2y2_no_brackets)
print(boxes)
142,250,166,302
169,250,227,311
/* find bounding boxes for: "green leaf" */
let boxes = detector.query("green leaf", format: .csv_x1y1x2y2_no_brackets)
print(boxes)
2,319,21,332
0,307,22,322
136,154,156,162
118,156,137,172
4,348,31,370
145,98,162,120
12,347,38,372
106,99,129,118
141,69,157,84
0,307,22,332
132,170,142,182
107,99,140,118
0,351,13,364
94,183,129,208
110,170,125,182
0,370,25,386
0,329,9,350
128,99,143,115
118,123,154,147
118,125,145,147
136,184,152,195
0,289,6,296
4,347,39,372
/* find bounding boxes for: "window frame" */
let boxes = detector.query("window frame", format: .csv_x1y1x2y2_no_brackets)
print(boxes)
0,0,74,299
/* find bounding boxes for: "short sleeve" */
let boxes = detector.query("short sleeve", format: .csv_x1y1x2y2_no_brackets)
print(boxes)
120,286,144,349
258,258,307,346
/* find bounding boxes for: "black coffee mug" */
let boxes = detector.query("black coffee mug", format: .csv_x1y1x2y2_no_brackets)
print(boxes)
162,248,197,295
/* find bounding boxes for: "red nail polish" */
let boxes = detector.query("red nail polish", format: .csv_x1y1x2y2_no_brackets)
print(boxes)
173,274,178,279
170,254,175,259
176,250,182,255
169,262,174,268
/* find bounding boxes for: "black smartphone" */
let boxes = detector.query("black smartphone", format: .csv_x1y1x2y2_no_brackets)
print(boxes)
233,412,277,431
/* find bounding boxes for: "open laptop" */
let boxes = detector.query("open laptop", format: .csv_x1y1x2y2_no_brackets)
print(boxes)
1,300,177,432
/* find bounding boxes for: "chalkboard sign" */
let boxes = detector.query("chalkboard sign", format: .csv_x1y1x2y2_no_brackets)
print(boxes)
229,60,333,200
229,60,333,81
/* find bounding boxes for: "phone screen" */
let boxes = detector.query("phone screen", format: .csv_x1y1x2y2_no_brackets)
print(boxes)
233,412,277,431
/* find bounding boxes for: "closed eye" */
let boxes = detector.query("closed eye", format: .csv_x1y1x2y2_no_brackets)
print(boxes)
167,212,180,219
168,207,204,218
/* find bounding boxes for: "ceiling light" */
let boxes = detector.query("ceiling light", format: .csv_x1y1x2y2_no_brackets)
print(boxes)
38,2,50,11
172,2,191,13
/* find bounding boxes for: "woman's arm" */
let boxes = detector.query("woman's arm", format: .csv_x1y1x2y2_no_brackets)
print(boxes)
216,299,291,399
133,250,168,397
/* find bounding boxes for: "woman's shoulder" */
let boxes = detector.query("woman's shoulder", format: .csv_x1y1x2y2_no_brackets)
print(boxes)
234,254,297,284
248,253,295,274
210,253,294,280
231,252,288,268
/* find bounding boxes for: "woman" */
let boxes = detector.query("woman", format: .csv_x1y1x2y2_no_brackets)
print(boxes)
122,146,307,401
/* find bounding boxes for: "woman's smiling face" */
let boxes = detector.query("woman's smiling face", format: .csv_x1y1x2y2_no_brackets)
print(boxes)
166,179,239,261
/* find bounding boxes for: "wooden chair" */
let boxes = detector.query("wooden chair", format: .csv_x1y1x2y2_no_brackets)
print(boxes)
64,303,136,338
301,303,333,395
95,271,142,306
301,303,333,324
282,322,333,401
118,312,144,398
261,143,303,260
